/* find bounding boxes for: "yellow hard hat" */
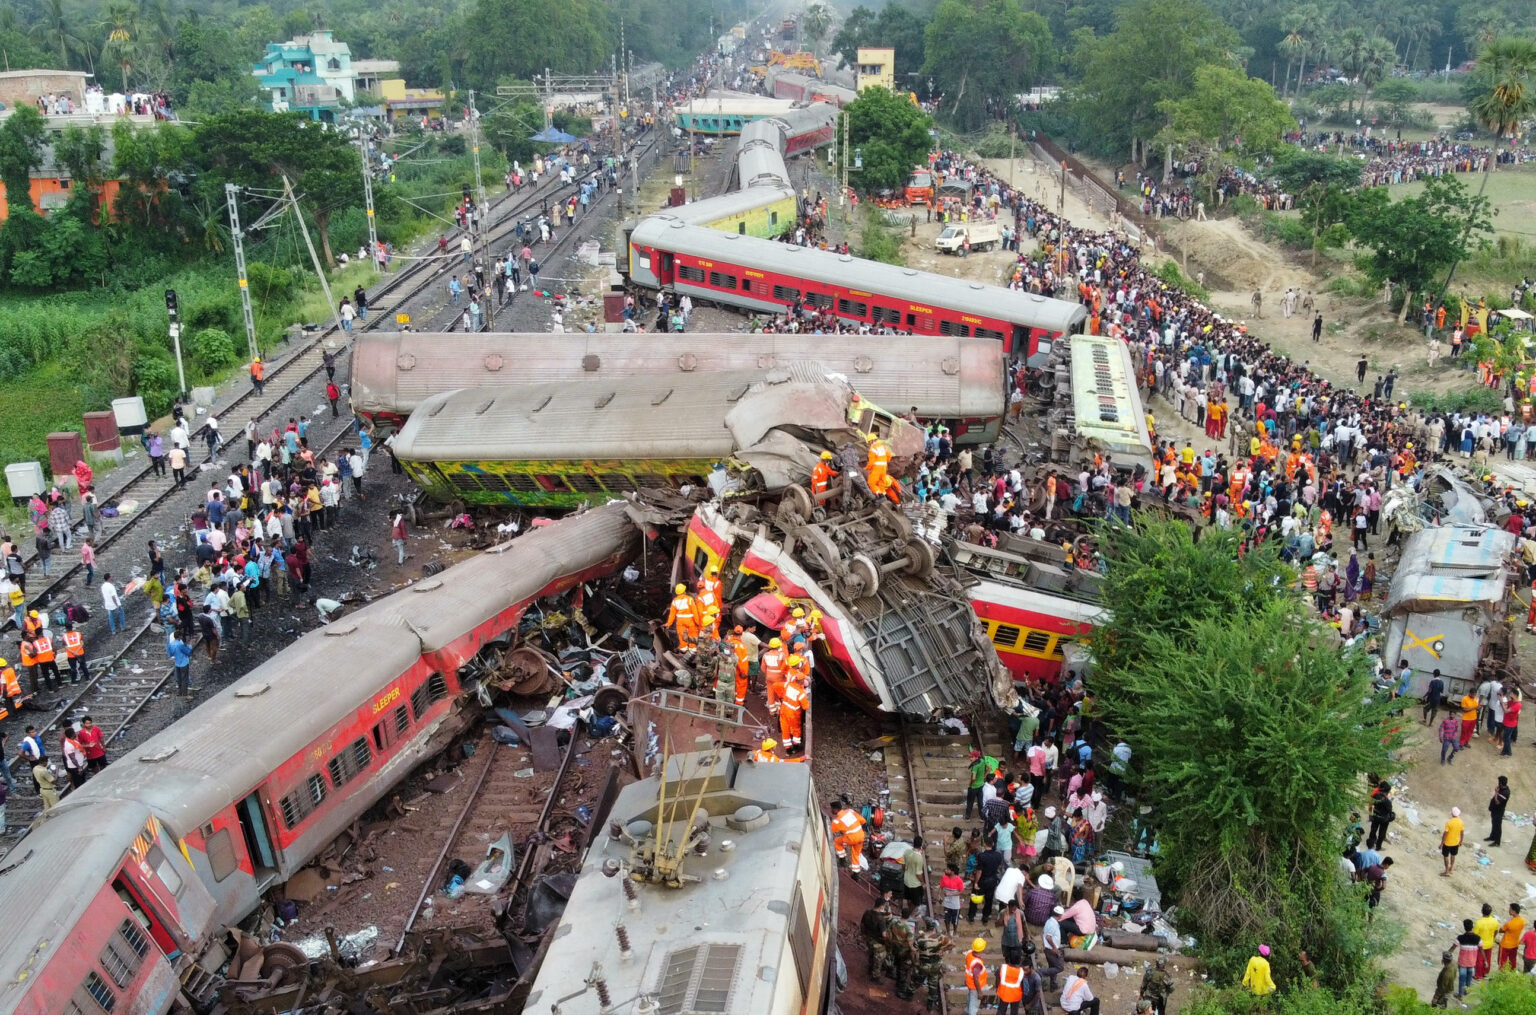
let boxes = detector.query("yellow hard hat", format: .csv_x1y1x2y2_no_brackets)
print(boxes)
675,584,686,594
254,356,261,363
769,637,782,648
762,738,777,749
709,564,720,574
865,432,879,442
792,607,805,618
27,611,37,618
788,654,803,665
972,938,987,952
704,605,719,615
0,659,7,667
810,609,822,619
820,450,833,459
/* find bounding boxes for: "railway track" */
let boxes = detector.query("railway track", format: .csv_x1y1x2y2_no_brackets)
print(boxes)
883,716,1011,1014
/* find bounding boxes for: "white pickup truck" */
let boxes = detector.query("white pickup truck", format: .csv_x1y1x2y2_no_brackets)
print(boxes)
934,221,1001,254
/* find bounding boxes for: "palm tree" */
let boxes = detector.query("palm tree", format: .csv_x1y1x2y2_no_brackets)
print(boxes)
1278,4,1322,97
1358,36,1397,111
801,4,832,59
31,0,90,71
1468,38,1536,173
99,1,139,91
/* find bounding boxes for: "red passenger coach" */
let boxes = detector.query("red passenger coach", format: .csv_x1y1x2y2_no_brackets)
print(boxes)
626,218,1086,366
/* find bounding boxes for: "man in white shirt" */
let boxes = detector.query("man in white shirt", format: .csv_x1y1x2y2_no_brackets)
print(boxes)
1060,966,1099,1014
100,575,125,634
994,859,1028,910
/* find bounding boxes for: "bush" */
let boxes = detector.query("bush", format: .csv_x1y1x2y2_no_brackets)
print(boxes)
1409,386,1504,415
857,211,905,266
245,262,296,304
132,354,181,415
189,327,238,373
1152,259,1210,302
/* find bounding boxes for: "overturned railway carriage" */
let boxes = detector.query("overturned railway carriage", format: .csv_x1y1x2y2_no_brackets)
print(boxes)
350,332,1007,442
674,96,799,134
527,747,836,1015
0,507,643,1015
391,367,912,508
626,219,1086,364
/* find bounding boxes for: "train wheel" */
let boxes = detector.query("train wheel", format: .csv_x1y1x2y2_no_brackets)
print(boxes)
593,684,629,718
797,524,841,576
777,484,813,527
877,508,914,543
838,553,881,602
902,539,936,579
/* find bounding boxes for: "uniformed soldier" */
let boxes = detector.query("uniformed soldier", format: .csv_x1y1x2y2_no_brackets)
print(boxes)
915,918,950,1011
712,640,736,705
1139,956,1174,1014
886,909,919,1000
862,897,893,982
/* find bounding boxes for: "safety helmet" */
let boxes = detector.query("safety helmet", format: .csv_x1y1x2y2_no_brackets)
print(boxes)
733,625,744,634
820,450,833,460
675,584,686,594
810,609,822,619
971,938,987,952
709,564,720,574
865,432,879,442
792,607,805,618
704,605,719,615
788,654,803,665
0,659,6,667
762,738,777,749
27,611,36,618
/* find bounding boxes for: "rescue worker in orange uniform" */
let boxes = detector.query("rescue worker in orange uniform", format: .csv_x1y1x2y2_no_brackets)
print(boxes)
664,583,699,652
699,604,721,643
865,432,899,503
831,798,868,873
807,608,826,643
695,581,722,626
753,738,783,762
761,637,787,711
249,356,265,394
21,610,41,641
31,631,60,692
17,638,36,695
781,606,807,646
0,658,23,720
996,961,1026,1015
810,450,838,496
965,940,990,1015
696,563,722,604
61,622,85,685
727,627,750,705
779,658,808,751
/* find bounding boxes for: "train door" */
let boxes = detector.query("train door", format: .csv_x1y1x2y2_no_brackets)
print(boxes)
235,792,279,881
1014,325,1044,360
114,874,181,959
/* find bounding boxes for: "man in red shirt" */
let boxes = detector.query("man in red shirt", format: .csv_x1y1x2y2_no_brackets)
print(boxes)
75,716,108,773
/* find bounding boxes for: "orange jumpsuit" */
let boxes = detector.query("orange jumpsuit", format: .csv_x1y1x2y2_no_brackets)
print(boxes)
729,637,750,705
810,460,836,495
866,439,898,503
665,592,699,651
779,679,807,748
832,807,867,869
697,573,722,603
761,647,787,709
695,586,721,622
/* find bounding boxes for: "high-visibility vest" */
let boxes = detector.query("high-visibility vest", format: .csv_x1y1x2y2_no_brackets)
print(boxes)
697,575,722,602
667,595,697,624
18,641,35,667
782,681,807,712
867,440,891,471
811,461,835,494
32,634,53,664
752,749,782,763
761,648,787,682
0,666,19,698
62,631,83,658
834,808,864,836
997,965,1024,1003
787,657,812,684
730,639,749,673
251,361,264,380
696,587,720,615
965,953,988,991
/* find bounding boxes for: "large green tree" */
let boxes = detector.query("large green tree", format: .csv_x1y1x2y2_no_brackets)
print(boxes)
458,0,611,94
1154,64,1293,202
1466,37,1536,171
1087,518,1400,992
840,85,933,195
831,4,928,86
1350,174,1494,322
922,0,1052,129
1069,0,1244,164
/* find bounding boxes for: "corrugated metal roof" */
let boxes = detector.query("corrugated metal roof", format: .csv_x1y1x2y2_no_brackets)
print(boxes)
1382,525,1516,616
628,218,1088,335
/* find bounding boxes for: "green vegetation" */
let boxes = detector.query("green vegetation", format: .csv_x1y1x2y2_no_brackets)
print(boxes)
1088,517,1401,999
1349,174,1494,320
855,209,905,265
921,0,1052,129
839,87,934,195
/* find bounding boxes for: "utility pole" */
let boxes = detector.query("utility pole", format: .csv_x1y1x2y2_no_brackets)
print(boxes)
467,88,493,327
281,175,343,335
839,110,848,212
225,183,259,363
357,130,378,270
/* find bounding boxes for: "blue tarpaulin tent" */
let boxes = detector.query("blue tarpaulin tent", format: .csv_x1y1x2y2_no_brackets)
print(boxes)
531,127,577,143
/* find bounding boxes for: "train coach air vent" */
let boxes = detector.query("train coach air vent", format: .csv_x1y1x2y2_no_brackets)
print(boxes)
139,746,180,764
652,388,674,406
484,353,505,372
234,683,271,698
474,399,495,415
969,282,985,290
764,369,791,385
532,395,553,412
853,355,874,374
595,392,616,409
727,805,769,832
902,269,918,276
413,580,444,593
427,400,448,417
678,353,699,372
583,354,602,372
941,356,960,375
323,623,359,637
728,384,751,401
839,254,852,263
396,353,417,371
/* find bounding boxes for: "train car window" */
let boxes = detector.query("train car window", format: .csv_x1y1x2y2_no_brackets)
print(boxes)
974,327,1004,340
100,920,147,988
307,774,327,807
503,473,539,492
327,737,373,789
771,211,779,225
670,473,708,488
772,284,800,302
447,471,483,493
939,320,972,337
991,623,1022,649
708,271,738,290
99,943,133,988
410,673,450,722
76,972,116,1013
535,474,571,492
205,828,239,882
1022,630,1052,653
837,298,868,318
636,473,671,488
737,222,746,234
597,473,637,491
910,314,936,333
279,789,311,830
788,888,814,996
393,704,410,736
873,306,902,325
145,845,183,897
566,474,604,493
115,919,150,960
678,265,706,283
740,278,753,293
804,292,832,309
1048,637,1067,658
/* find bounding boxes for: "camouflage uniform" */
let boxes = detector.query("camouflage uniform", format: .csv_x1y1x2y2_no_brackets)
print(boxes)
915,922,950,1011
713,649,736,704
886,915,919,1000
1139,964,1174,1015
862,903,893,982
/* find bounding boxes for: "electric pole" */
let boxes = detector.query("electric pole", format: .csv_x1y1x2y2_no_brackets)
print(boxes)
358,130,379,270
839,110,848,213
282,175,343,335
225,183,259,363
